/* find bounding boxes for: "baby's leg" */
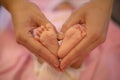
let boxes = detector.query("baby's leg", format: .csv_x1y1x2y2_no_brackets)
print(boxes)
58,24,86,58
33,23,59,56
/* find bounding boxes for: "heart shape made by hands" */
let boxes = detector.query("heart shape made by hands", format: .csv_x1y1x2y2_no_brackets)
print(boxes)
33,23,86,69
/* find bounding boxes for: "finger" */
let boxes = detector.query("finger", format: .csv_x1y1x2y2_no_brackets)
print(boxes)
70,39,99,69
35,53,61,71
61,10,85,33
33,10,49,26
18,32,59,68
61,15,79,33
33,12,58,33
60,34,103,70
71,56,85,69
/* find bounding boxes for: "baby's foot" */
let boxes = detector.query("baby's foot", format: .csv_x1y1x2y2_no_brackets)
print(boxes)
34,23,59,56
58,24,86,58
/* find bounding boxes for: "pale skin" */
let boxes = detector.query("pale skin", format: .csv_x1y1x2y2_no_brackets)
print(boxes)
58,24,86,58
33,23,87,69
33,23,59,56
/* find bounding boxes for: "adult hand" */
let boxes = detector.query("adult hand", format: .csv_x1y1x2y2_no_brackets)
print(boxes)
0,0,59,69
59,0,113,70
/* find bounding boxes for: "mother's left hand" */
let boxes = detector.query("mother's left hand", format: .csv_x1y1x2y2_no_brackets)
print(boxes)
59,0,113,70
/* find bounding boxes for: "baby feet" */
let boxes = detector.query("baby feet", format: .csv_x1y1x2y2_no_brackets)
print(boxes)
58,24,86,58
33,23,59,56
33,23,86,69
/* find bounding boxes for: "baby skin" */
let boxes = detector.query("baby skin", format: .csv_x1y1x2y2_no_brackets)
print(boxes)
33,23,86,69
33,23,59,56
58,24,86,58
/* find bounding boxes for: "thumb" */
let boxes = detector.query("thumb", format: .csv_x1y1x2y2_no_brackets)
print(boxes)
34,12,58,33
34,11,50,26
61,10,85,33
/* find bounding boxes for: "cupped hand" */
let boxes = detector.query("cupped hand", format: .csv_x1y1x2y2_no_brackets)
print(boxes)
58,0,113,70
7,0,59,69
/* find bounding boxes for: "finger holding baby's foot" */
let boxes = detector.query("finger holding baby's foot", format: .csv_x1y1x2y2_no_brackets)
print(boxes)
33,23,59,56
58,24,87,58
57,32,65,40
